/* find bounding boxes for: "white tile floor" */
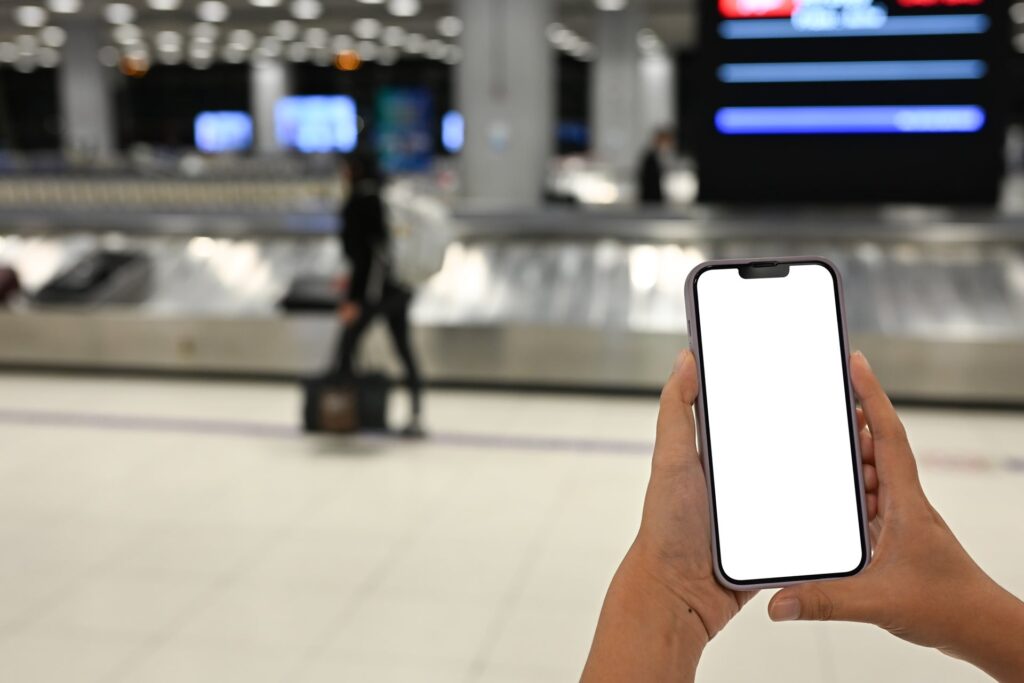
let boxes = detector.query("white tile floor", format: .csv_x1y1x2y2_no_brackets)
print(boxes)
0,372,1020,682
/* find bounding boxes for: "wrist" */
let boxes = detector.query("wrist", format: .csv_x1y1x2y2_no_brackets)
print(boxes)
619,547,713,648
944,580,1024,681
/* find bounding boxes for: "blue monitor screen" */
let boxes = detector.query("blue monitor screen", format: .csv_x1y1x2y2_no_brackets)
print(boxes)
441,110,464,154
194,111,253,153
274,95,358,154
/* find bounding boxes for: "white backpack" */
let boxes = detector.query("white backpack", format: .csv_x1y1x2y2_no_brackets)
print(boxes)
383,182,452,287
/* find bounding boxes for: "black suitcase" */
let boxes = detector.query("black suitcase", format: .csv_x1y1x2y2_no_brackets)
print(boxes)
302,373,390,433
280,275,340,313
34,250,152,306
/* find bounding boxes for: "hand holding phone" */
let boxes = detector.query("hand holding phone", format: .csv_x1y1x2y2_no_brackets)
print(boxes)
685,258,869,588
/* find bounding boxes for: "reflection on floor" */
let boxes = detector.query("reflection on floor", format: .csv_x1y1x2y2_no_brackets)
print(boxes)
0,373,1019,683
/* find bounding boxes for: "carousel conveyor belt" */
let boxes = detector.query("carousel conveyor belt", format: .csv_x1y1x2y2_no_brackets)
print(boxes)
1,209,1023,405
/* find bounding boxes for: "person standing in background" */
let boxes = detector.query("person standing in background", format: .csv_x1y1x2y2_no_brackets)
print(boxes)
335,152,425,438
638,128,676,206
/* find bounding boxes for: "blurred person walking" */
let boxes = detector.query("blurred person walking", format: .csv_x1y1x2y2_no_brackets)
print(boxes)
335,152,424,437
638,128,676,206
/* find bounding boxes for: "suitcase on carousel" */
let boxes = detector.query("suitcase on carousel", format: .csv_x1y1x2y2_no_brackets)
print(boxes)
302,373,390,433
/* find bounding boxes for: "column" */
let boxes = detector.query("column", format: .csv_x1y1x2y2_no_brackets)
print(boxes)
590,1,647,174
59,18,117,161
456,0,554,208
250,58,292,155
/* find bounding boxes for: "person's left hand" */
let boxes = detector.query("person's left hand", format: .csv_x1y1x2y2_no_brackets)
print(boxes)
338,301,362,325
623,349,758,640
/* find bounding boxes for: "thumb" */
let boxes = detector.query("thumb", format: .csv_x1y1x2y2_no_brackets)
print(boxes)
768,579,874,623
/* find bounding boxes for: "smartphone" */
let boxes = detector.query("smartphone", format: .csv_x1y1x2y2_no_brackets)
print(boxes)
684,257,870,590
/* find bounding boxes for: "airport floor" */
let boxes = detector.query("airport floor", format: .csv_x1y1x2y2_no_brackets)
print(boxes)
0,372,1020,683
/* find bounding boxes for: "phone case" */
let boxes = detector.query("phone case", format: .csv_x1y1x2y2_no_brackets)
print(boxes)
683,256,871,591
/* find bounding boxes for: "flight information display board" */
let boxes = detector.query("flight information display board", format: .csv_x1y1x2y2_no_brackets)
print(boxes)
696,0,1007,203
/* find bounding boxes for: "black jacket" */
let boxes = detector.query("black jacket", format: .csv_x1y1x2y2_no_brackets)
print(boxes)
340,180,389,305
639,149,665,204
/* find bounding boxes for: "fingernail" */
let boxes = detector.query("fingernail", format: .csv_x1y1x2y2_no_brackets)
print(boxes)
770,598,801,622
853,350,870,368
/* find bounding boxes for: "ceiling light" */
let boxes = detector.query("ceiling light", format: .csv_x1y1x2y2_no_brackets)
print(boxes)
190,23,219,40
356,0,384,4
0,43,16,63
228,28,255,49
381,25,404,47
221,44,246,63
97,44,120,66
404,32,425,54
311,47,332,65
249,0,281,6
290,0,322,20
103,3,135,24
352,18,381,40
335,49,360,70
304,26,328,48
39,25,66,47
46,0,80,13
1011,3,1024,25
272,19,299,40
111,23,142,44
158,49,183,64
546,23,571,44
595,0,628,9
286,41,308,61
15,34,38,53
636,28,661,52
37,45,60,67
356,40,377,61
437,15,463,38
387,0,420,17
148,0,182,9
332,34,353,52
197,0,229,23
14,5,48,28
425,38,446,60
378,46,398,65
258,35,282,57
155,30,182,51
443,45,462,65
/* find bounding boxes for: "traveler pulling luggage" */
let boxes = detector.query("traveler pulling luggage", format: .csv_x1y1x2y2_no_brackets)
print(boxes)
303,150,429,437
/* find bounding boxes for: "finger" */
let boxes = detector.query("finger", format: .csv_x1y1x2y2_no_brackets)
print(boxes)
863,464,878,493
867,492,878,521
653,350,700,469
769,578,876,624
859,426,875,466
856,407,867,432
850,352,918,485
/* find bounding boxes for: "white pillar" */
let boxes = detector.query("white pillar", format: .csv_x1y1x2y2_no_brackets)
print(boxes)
59,18,116,161
250,58,292,155
591,1,646,174
638,50,677,141
456,0,554,208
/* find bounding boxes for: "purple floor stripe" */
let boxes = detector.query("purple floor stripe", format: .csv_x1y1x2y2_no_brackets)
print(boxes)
0,407,1019,473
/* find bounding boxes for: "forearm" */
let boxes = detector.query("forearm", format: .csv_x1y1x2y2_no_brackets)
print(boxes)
582,552,709,683
946,581,1024,682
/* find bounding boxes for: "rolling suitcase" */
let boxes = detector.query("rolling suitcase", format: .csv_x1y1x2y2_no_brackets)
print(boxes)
302,372,391,433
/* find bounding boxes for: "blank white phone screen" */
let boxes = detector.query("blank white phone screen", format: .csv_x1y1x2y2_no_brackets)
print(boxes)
695,263,864,583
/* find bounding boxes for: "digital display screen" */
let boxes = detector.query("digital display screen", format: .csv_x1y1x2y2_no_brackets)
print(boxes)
194,111,252,154
274,95,358,154
696,0,1006,202
442,110,464,154
693,263,865,583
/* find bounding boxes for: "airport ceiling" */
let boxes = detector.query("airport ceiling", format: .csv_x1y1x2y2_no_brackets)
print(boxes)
0,0,699,55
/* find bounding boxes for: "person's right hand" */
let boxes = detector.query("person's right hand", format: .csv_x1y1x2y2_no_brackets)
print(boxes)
768,352,1024,681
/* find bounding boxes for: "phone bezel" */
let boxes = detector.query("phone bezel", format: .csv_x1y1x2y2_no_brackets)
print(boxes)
685,256,871,591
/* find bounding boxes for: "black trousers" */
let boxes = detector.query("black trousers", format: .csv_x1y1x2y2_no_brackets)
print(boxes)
335,286,422,417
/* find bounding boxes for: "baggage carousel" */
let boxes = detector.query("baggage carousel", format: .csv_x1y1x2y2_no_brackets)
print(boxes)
1,205,1023,405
